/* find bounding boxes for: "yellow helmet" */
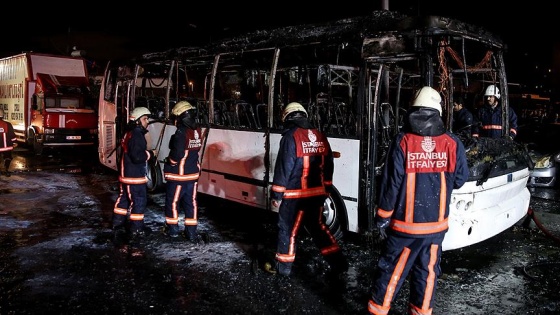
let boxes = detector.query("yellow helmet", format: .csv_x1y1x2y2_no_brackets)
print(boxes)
172,101,195,116
129,107,151,121
282,102,307,122
412,86,442,116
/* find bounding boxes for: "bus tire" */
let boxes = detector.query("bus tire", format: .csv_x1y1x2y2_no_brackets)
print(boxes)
316,186,346,241
147,160,163,193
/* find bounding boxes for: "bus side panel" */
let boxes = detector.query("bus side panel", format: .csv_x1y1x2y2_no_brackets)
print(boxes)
198,128,268,208
325,137,361,233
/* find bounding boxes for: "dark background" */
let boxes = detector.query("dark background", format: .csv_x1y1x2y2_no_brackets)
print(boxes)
2,1,557,99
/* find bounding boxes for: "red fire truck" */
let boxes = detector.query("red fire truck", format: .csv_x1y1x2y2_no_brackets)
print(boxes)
0,52,98,154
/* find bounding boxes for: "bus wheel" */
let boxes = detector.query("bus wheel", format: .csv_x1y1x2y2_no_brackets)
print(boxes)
321,187,346,241
147,160,163,193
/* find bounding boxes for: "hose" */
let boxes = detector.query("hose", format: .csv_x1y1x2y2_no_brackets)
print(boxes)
521,207,560,281
526,207,560,245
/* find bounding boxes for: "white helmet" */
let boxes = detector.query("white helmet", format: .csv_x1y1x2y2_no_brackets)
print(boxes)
0,108,4,118
484,85,501,99
282,102,307,122
129,107,151,121
412,86,442,116
172,101,195,116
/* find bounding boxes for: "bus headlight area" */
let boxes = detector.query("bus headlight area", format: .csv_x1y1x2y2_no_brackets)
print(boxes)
443,168,531,251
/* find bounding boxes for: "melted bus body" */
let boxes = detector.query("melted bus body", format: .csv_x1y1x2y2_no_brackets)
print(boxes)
98,11,531,250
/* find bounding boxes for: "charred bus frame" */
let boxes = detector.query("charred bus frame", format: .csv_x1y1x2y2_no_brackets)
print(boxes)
98,11,531,250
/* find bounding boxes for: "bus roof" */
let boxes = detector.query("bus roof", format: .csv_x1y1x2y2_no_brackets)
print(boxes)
140,10,504,62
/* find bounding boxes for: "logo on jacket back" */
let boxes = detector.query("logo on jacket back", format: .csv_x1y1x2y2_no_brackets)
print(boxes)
406,136,449,172
295,129,328,156
187,129,202,149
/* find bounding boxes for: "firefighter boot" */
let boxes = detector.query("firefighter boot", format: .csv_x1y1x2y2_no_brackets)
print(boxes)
163,224,180,238
112,215,127,233
129,221,152,239
183,226,203,244
276,261,292,277
3,158,11,177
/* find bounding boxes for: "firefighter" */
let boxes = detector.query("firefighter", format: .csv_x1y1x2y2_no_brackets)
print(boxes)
367,87,469,315
452,94,474,135
472,84,518,139
162,101,204,243
0,108,17,177
268,102,348,277
112,107,157,238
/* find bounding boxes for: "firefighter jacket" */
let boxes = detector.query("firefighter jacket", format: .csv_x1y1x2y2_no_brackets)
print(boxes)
163,125,202,182
376,108,469,238
473,103,518,139
118,124,155,185
271,118,334,200
0,119,17,152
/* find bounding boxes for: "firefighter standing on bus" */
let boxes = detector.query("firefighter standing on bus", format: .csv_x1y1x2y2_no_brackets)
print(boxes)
368,87,469,315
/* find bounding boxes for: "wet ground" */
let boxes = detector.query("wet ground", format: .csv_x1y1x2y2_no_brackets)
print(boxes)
1,146,560,314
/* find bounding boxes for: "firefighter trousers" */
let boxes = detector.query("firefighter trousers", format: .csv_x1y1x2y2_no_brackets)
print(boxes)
275,196,343,276
368,234,444,315
164,180,198,238
112,182,148,232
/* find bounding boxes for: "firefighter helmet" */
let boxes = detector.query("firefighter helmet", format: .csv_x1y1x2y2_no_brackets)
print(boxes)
484,85,501,99
412,86,442,116
129,107,151,121
282,102,308,122
0,108,4,118
172,101,195,116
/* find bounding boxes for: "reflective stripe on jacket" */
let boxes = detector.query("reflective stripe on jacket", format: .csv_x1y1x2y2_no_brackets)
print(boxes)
473,104,517,138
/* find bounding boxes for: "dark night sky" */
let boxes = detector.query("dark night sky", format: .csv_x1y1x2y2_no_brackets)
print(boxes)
2,1,555,87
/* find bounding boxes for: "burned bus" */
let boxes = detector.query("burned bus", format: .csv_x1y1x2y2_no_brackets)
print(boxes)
97,10,531,250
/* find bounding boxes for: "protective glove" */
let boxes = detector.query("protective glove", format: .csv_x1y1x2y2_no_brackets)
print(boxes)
271,199,281,208
375,216,391,240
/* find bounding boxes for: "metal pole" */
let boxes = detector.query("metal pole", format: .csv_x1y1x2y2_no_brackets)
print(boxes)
381,0,389,10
